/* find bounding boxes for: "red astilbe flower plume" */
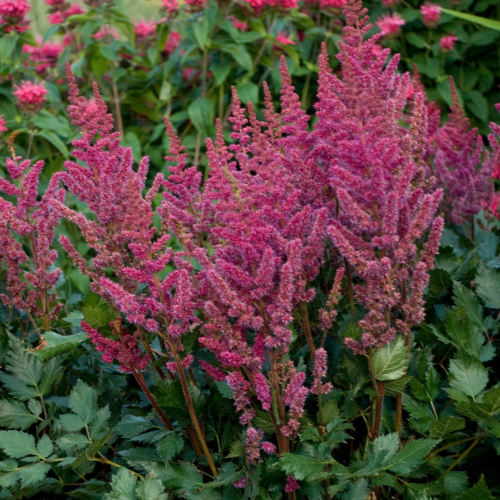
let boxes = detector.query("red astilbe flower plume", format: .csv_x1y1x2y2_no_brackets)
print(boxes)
433,77,494,227
313,0,443,353
0,136,65,333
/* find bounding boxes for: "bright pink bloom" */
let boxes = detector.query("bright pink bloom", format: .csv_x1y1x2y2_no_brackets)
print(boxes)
285,476,300,493
44,0,65,5
434,78,494,225
439,34,458,52
92,25,119,40
311,348,332,395
245,427,264,463
489,194,500,219
421,3,441,27
66,4,84,16
185,0,205,6
24,40,63,74
382,0,399,6
82,320,149,372
135,20,156,40
233,477,246,489
261,442,276,454
161,0,179,14
376,12,405,37
320,0,347,8
13,81,48,113
230,16,249,31
0,115,7,134
164,31,181,54
47,11,64,24
275,32,295,45
0,0,29,23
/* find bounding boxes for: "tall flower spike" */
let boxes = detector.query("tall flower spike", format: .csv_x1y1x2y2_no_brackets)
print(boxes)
433,77,494,227
315,0,443,352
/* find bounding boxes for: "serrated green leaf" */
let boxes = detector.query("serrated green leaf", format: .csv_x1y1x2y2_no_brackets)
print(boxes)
0,400,40,430
31,331,88,361
342,479,369,500
59,414,85,432
429,417,465,438
453,281,484,330
57,433,90,451
443,471,468,496
105,467,137,500
385,374,412,397
0,373,40,400
17,461,51,487
279,453,334,481
0,431,38,458
91,406,111,439
226,439,243,458
321,399,340,424
161,462,204,493
157,432,184,462
449,352,488,399
69,380,97,424
462,475,494,500
36,435,53,459
456,401,490,421
475,262,500,309
63,311,84,328
390,438,439,475
136,476,169,500
372,336,408,381
482,385,500,414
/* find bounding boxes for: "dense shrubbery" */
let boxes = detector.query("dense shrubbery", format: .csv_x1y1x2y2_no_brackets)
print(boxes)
1,0,500,499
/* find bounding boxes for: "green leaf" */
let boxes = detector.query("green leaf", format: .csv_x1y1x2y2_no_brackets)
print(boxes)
40,358,63,395
389,438,439,475
440,7,500,31
37,130,69,158
187,98,214,137
455,401,490,421
443,471,469,496
105,468,137,500
31,331,88,361
57,433,90,451
68,380,98,424
136,476,169,500
405,32,427,48
0,431,38,458
59,414,85,432
342,479,369,500
453,282,484,330
64,311,84,328
462,475,494,500
157,432,184,462
482,385,500,414
475,262,500,309
321,399,340,424
235,82,259,105
385,375,412,397
220,44,252,72
448,352,488,399
279,454,334,481
205,463,242,488
160,462,205,493
429,417,465,438
215,381,233,399
372,336,408,381
0,400,40,430
465,91,489,123
429,268,453,294
36,435,53,459
17,462,51,487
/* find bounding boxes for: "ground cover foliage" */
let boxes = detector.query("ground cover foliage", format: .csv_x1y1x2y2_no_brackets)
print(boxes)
1,0,500,499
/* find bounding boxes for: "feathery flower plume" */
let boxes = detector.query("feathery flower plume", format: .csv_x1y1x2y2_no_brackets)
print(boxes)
433,77,494,228
314,0,443,352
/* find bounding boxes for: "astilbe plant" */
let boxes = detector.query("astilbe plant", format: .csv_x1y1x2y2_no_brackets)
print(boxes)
306,0,444,436
0,134,64,336
433,78,494,239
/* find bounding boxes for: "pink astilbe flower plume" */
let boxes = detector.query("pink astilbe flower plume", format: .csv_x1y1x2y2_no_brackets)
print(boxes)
313,0,443,353
0,135,65,334
433,77,494,229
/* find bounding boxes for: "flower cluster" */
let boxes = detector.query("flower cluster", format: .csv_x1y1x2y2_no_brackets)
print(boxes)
44,0,84,25
433,78,494,228
0,137,64,333
312,0,443,352
13,81,48,113
0,0,30,31
23,40,63,76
